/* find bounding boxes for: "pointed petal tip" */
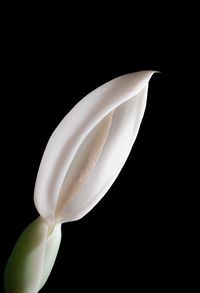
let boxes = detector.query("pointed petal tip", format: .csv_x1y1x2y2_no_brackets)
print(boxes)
126,70,158,84
134,70,160,77
152,70,161,74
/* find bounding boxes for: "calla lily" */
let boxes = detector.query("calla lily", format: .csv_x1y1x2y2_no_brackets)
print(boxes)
5,70,156,293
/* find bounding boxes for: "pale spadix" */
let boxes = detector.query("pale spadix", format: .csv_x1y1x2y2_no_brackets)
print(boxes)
5,71,155,293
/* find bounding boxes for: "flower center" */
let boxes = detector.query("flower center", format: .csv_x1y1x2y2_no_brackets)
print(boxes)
55,111,113,219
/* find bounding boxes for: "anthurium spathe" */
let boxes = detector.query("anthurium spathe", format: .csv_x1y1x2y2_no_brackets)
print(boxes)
5,71,156,293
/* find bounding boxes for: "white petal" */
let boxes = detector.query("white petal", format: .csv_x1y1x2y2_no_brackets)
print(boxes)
34,71,155,222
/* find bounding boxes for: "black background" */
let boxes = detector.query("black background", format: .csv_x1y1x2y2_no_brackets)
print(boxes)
0,4,191,292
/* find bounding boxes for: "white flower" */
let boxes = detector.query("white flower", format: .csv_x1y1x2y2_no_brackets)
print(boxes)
5,71,156,293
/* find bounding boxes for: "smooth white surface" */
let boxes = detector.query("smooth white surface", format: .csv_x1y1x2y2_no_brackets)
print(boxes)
34,71,155,223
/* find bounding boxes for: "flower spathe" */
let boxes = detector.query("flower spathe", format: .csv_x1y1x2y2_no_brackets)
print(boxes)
34,70,155,223
5,71,156,293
